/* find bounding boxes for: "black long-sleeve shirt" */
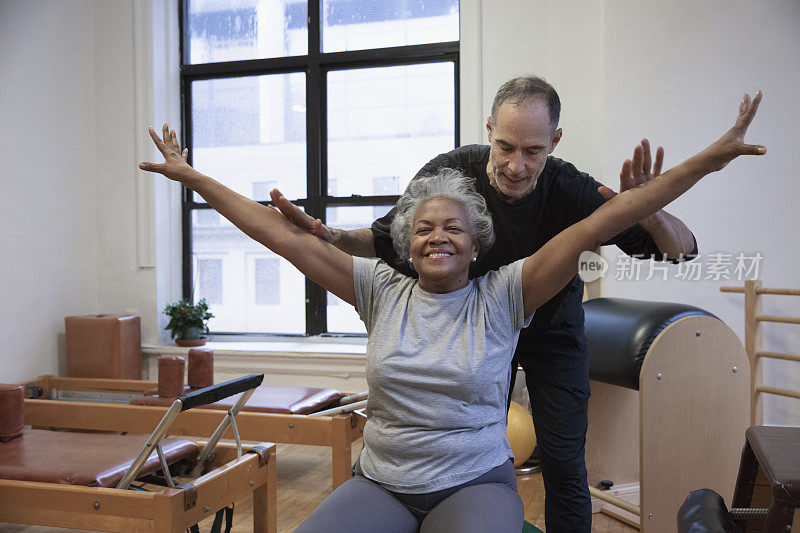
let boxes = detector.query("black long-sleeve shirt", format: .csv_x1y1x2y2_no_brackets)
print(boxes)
372,145,697,389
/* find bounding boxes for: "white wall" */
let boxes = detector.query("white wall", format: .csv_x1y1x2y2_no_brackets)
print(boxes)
0,1,99,381
461,0,800,425
598,1,800,426
91,1,160,345
0,0,180,382
1,0,797,423
90,0,182,347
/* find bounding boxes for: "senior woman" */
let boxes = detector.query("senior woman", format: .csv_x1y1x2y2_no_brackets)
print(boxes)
139,92,764,532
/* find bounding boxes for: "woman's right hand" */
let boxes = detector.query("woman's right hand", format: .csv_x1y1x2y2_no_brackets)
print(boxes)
138,123,195,183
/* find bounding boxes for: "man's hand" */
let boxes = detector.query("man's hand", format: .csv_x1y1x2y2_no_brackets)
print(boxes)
270,189,378,257
598,139,664,201
139,123,194,182
269,188,335,243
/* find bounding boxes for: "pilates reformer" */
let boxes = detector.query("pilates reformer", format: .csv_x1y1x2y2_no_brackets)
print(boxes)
581,297,750,532
24,371,367,490
1,374,278,533
675,281,800,533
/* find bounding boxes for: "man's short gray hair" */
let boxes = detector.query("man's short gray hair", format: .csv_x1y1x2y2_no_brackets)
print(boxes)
490,75,561,131
390,168,495,267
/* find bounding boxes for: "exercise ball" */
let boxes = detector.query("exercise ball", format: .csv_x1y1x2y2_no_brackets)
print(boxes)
507,401,536,467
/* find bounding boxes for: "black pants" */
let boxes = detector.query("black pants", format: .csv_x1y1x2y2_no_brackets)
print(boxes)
511,367,592,533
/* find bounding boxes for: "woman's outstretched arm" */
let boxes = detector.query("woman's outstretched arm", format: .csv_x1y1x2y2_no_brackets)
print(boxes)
139,124,357,306
521,92,766,316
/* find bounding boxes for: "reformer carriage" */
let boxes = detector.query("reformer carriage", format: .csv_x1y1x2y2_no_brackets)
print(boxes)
0,375,277,533
23,374,366,491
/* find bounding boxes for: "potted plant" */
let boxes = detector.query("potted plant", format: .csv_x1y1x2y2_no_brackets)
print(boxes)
164,298,214,347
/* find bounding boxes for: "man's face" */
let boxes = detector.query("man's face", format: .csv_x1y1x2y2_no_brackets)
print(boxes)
486,99,562,204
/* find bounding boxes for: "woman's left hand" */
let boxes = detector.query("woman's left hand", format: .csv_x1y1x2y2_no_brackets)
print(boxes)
139,123,194,183
703,91,766,172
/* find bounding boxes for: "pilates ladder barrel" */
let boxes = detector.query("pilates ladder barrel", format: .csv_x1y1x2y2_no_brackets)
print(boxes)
584,300,750,533
720,280,800,426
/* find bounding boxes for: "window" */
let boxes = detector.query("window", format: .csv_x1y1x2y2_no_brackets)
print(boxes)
195,258,223,304
252,180,278,202
254,257,281,305
181,0,459,336
194,208,221,227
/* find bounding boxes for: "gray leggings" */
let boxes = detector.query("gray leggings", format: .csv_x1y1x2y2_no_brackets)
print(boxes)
295,459,523,533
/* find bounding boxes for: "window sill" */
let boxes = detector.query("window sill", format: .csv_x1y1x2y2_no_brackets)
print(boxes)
140,338,368,391
142,338,366,358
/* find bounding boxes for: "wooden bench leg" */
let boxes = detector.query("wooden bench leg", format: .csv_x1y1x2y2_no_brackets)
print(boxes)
763,501,796,533
731,439,759,530
330,415,354,490
253,447,278,533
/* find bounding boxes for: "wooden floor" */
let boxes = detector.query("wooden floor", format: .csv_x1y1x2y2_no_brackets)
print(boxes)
0,439,636,532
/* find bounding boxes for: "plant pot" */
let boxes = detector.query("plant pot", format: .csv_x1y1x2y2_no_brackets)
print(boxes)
174,326,207,347
175,338,207,347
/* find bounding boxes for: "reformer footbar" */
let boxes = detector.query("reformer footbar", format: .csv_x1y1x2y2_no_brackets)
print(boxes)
116,373,264,490
115,374,263,533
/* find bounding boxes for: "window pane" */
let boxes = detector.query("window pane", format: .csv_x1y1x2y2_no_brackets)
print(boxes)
195,208,222,227
254,257,280,305
252,180,279,201
196,258,223,304
190,73,306,202
325,205,392,334
327,63,455,197
191,211,306,334
186,0,308,64
322,0,458,53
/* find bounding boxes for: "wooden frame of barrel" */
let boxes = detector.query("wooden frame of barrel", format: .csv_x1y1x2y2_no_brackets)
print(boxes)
583,300,750,532
25,375,364,490
0,408,278,532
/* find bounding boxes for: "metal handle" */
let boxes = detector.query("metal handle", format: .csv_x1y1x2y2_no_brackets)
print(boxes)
309,399,368,417
116,374,264,489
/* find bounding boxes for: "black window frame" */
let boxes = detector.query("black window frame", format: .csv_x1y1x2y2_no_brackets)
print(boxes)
179,0,460,336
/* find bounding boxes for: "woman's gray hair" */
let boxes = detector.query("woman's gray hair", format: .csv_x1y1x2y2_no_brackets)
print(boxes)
389,168,495,266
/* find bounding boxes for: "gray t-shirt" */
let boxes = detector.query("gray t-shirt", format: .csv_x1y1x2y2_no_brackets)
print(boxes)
353,256,533,493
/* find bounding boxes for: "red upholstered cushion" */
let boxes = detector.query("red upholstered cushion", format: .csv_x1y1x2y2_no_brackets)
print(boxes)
131,385,343,415
0,384,24,441
208,386,344,415
0,429,198,487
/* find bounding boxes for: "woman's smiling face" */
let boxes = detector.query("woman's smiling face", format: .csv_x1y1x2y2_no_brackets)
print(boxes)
409,196,478,293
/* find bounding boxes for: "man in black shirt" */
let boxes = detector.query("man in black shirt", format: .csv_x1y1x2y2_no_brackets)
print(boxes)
275,76,697,532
